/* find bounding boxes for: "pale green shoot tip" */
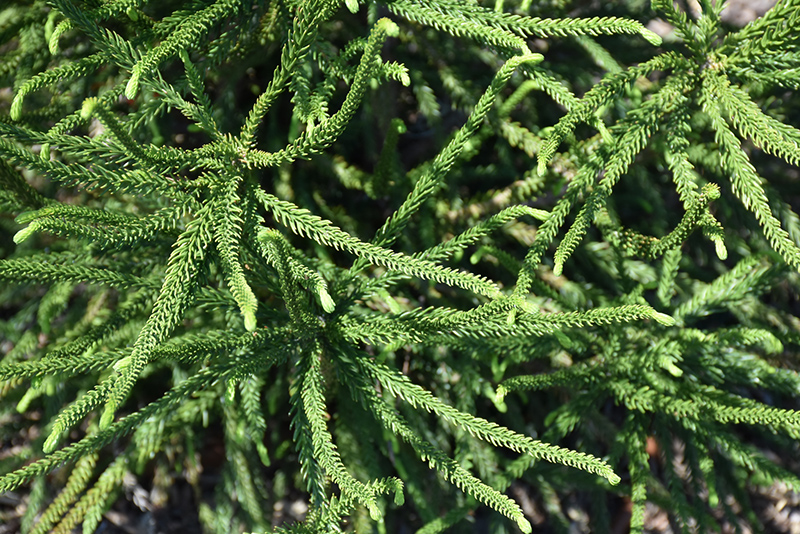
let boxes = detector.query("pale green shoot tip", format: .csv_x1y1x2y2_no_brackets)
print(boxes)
319,288,336,313
100,403,116,429
495,385,508,404
536,158,547,177
665,361,683,377
713,237,727,260
529,208,549,221
393,486,405,506
48,19,74,55
640,28,662,47
392,119,407,134
80,98,97,120
244,311,257,332
377,18,399,38
10,94,24,121
519,300,537,314
15,210,38,224
399,69,411,87
345,0,359,13
553,329,573,348
16,388,37,413
256,442,271,467
368,503,382,521
506,308,516,325
257,228,275,241
520,52,544,65
651,311,675,327
516,516,533,534
608,472,621,485
43,429,62,454
13,222,39,244
552,261,564,278
113,355,132,372
48,33,60,55
125,73,140,100
703,182,721,201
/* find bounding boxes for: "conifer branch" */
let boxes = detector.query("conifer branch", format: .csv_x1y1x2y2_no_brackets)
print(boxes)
0,347,288,494
625,415,649,534
552,73,694,275
257,191,502,298
718,81,800,166
537,53,688,176
497,366,595,401
701,70,800,270
386,1,661,46
514,155,603,295
0,134,187,198
44,381,114,453
606,183,723,260
125,0,244,99
0,159,49,211
300,341,395,520
211,177,259,331
247,18,408,168
365,53,543,260
3,2,800,532
52,455,127,534
239,0,340,146
337,356,534,533
606,380,800,438
0,253,157,290
384,0,530,52
100,202,214,428
258,228,336,314
418,205,548,263
11,54,105,121
13,203,186,249
177,49,220,137
29,452,98,534
290,354,330,510
361,356,621,485
657,247,682,307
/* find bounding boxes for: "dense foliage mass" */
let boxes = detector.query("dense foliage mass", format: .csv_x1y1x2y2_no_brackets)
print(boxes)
1,0,800,532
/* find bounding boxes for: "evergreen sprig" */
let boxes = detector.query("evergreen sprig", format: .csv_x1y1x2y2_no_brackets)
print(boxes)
1,0,799,533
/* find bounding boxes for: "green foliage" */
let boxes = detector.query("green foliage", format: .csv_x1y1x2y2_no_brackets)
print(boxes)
1,0,799,533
